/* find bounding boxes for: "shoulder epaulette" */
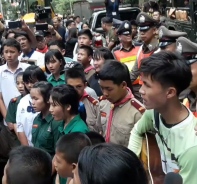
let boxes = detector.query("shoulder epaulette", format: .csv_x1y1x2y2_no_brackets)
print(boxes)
11,97,17,103
86,95,99,105
98,96,107,102
130,98,146,114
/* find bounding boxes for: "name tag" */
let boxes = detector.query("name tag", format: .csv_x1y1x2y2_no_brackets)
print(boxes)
112,12,117,16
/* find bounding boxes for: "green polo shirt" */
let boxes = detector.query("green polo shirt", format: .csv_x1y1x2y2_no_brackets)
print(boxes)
5,95,23,123
58,114,89,135
48,74,65,87
32,113,61,156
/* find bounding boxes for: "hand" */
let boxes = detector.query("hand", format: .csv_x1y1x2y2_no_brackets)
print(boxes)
21,20,29,31
7,123,14,131
48,25,55,34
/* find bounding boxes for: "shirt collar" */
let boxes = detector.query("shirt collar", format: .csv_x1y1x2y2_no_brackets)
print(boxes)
119,43,135,52
3,61,23,72
48,74,65,82
58,114,81,134
38,113,53,123
22,49,35,58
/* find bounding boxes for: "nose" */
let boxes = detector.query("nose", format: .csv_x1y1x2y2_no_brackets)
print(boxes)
102,90,108,97
49,105,53,113
18,83,23,88
49,63,53,68
139,85,145,95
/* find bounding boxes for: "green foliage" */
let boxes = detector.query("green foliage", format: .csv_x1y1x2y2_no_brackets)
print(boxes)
52,0,73,15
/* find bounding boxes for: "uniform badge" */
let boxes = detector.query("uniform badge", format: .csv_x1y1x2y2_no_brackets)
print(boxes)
11,98,17,103
139,15,145,23
176,42,182,53
124,23,129,29
32,124,38,128
47,126,51,132
159,29,163,39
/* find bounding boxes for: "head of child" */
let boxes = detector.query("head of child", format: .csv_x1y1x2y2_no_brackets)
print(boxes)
77,45,93,68
15,72,26,96
85,131,105,145
2,38,21,64
65,68,87,99
49,85,79,121
2,146,52,184
98,61,129,104
45,49,65,77
23,65,47,93
73,143,148,184
30,81,53,115
78,29,93,47
93,47,114,73
48,40,66,56
139,51,192,110
15,32,31,54
54,132,91,179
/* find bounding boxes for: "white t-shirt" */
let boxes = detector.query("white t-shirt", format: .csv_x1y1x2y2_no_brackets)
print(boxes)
16,94,39,146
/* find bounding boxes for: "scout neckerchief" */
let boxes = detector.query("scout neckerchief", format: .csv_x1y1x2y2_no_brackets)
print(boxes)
105,88,134,142
84,65,94,73
80,90,89,101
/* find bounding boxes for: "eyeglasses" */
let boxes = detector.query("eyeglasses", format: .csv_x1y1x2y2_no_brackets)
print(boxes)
186,59,197,65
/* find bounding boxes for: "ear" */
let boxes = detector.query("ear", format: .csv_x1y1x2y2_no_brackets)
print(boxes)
90,40,92,45
88,56,92,62
166,87,177,99
66,104,71,111
121,81,127,89
61,49,66,56
153,27,158,35
72,163,77,171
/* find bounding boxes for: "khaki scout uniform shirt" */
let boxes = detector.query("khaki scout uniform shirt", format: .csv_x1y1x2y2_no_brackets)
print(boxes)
106,28,118,46
104,98,143,147
82,97,102,133
85,68,95,83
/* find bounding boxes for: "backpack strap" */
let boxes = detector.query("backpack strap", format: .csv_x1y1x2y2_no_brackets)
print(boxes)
154,110,160,131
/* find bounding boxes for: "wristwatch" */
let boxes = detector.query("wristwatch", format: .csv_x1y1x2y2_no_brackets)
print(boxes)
51,32,56,36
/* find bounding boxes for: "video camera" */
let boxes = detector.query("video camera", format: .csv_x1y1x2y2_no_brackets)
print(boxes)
35,6,52,20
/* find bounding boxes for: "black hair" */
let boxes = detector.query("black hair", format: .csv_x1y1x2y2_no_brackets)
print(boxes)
93,47,114,60
78,143,148,184
7,146,52,184
48,40,65,51
66,20,75,27
140,51,192,95
101,17,113,24
32,81,53,103
81,22,89,30
79,45,93,57
56,132,91,164
67,28,78,41
15,72,24,83
5,29,15,39
78,29,93,40
50,84,79,115
85,132,105,145
65,68,86,83
130,20,138,27
98,61,130,85
14,31,30,41
2,38,21,52
23,65,47,84
45,49,65,74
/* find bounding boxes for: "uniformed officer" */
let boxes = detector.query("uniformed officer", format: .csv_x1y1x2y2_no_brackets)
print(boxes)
158,26,187,52
112,20,140,71
130,12,159,102
176,37,197,117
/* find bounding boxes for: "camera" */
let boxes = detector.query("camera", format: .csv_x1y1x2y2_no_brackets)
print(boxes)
35,6,52,20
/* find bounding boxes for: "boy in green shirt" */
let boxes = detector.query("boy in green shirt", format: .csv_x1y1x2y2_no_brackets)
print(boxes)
128,51,197,184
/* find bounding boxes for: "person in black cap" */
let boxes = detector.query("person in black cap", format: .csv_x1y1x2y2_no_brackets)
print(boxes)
130,12,159,102
158,26,187,52
35,31,48,54
176,37,197,116
112,20,140,72
101,17,118,50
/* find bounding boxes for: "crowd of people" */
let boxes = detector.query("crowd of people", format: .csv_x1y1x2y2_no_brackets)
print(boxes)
0,2,197,184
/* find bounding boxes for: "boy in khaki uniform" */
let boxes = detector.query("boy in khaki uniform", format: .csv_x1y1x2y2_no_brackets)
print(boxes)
98,61,144,147
66,68,102,133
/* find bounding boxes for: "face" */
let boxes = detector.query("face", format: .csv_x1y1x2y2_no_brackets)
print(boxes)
36,36,46,50
101,22,106,31
3,46,20,63
16,75,25,95
72,164,81,184
49,96,65,121
131,25,137,37
24,81,35,92
160,43,176,52
78,35,92,47
139,74,174,110
54,151,74,178
77,49,91,65
16,35,31,52
67,78,86,98
82,24,89,30
189,62,197,90
49,45,65,56
140,27,156,44
119,34,132,43
99,80,126,103
68,22,76,29
53,19,59,28
94,58,105,73
45,34,53,44
30,88,47,112
152,12,160,21
76,17,80,23
46,56,62,75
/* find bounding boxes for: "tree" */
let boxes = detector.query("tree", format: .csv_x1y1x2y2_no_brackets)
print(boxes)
52,0,74,15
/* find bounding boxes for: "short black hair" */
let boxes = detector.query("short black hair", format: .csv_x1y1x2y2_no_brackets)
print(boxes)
66,20,75,27
85,132,105,145
50,85,79,115
2,38,21,52
98,61,129,85
7,146,52,184
32,81,53,103
78,29,93,40
14,31,30,41
45,49,65,74
48,40,65,51
23,65,47,84
130,20,138,27
65,68,86,83
15,71,24,83
56,132,91,164
78,45,93,57
93,47,114,60
140,51,192,95
101,17,113,24
5,29,15,39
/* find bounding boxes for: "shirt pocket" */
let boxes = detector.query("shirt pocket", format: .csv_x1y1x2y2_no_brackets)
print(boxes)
40,131,54,150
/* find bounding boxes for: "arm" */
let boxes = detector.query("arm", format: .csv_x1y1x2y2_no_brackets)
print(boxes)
108,42,116,51
48,25,62,41
96,106,103,134
130,59,140,83
0,92,7,119
128,110,154,156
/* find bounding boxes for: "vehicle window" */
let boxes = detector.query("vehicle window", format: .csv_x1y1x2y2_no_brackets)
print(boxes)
95,13,106,28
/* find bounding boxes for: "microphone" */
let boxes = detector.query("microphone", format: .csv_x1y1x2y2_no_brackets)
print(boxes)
164,172,183,184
